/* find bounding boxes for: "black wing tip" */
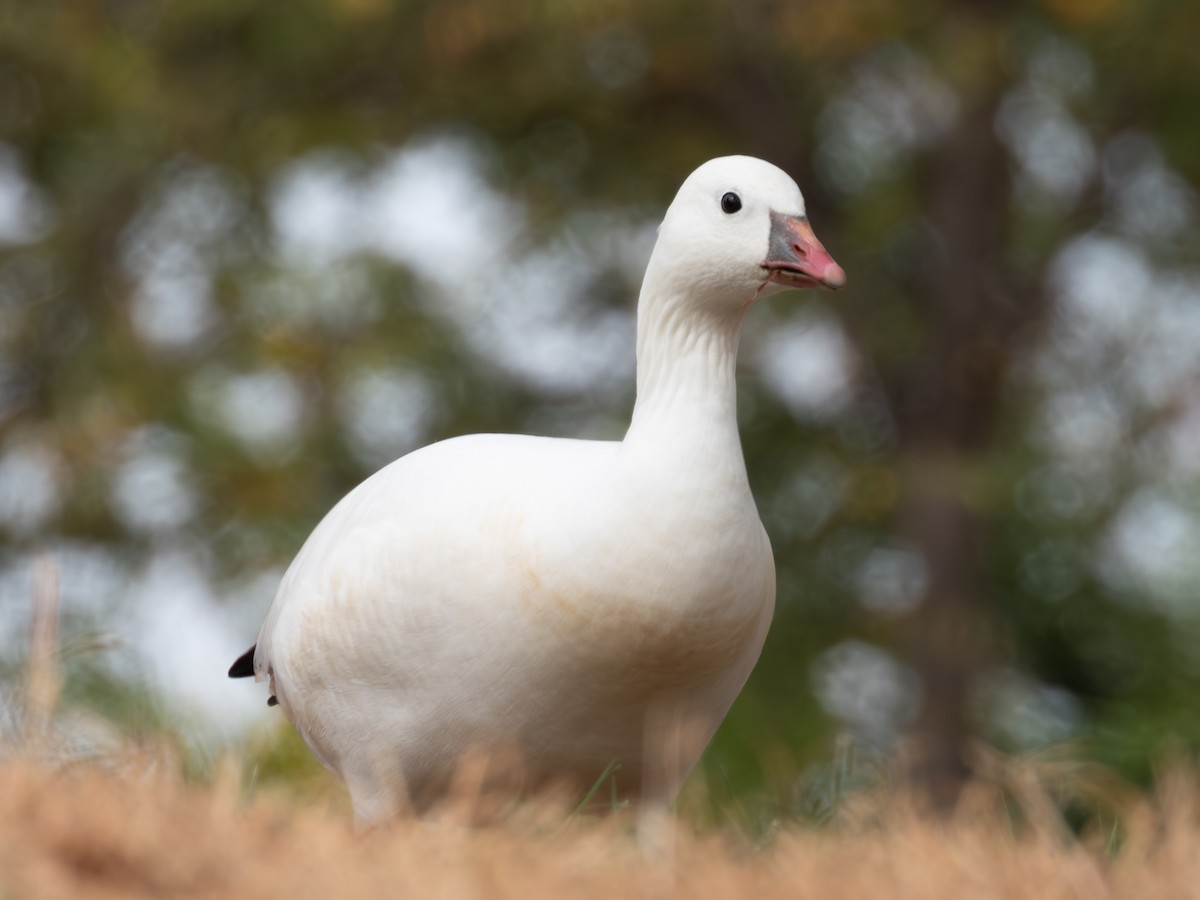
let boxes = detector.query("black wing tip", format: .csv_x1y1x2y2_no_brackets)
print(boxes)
228,644,257,679
267,695,278,707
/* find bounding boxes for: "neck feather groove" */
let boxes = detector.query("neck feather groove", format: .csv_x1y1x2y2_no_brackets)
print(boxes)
624,285,748,461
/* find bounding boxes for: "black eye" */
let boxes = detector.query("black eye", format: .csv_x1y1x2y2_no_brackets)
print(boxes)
720,191,742,214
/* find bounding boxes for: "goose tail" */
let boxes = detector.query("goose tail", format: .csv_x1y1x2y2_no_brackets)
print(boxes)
228,644,256,678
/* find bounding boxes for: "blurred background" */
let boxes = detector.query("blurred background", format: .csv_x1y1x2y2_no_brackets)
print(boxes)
1,0,1198,823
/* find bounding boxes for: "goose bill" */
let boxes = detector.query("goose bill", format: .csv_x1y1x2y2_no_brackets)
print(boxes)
763,211,846,290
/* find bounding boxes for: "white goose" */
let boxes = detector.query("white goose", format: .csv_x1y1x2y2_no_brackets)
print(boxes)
230,155,844,823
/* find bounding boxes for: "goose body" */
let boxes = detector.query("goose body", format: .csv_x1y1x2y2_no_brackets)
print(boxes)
231,156,844,822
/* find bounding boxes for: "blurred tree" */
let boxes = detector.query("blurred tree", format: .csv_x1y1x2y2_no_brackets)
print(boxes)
1,0,1199,817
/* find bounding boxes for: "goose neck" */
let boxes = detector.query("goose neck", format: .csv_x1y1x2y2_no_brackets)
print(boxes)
625,286,747,450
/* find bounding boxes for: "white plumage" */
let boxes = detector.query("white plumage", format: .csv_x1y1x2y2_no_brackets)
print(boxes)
230,155,844,823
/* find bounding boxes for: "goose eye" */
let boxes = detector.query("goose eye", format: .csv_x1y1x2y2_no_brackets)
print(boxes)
720,192,742,214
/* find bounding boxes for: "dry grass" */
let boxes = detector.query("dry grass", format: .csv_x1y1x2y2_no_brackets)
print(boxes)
5,558,1200,899
0,748,1199,899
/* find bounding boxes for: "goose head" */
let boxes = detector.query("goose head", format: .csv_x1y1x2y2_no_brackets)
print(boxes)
646,155,845,312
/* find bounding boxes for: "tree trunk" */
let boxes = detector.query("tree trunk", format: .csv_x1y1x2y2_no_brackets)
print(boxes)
896,85,1016,809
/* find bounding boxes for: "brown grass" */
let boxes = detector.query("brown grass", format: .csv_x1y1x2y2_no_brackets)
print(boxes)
5,558,1200,899
1,748,1199,900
